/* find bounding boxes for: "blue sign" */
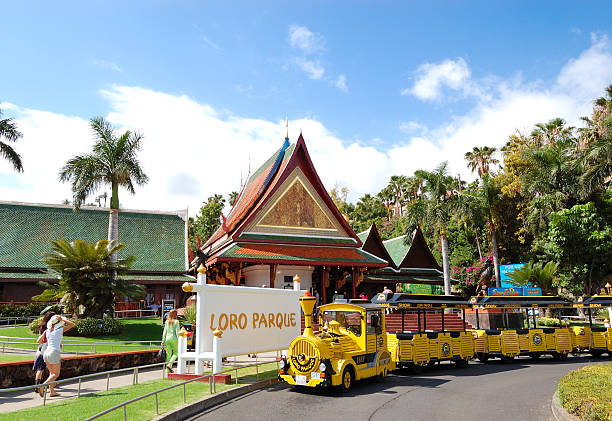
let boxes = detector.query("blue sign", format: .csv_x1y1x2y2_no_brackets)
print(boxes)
488,287,523,296
523,287,542,296
500,263,527,281
488,287,542,296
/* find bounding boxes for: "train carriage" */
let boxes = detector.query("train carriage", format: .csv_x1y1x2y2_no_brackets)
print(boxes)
372,293,474,370
573,295,612,357
470,295,574,360
279,294,394,391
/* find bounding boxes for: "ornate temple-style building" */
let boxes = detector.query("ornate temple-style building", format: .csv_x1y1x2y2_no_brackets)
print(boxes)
192,133,454,302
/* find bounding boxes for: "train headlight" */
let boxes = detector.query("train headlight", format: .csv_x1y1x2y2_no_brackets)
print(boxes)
319,362,326,372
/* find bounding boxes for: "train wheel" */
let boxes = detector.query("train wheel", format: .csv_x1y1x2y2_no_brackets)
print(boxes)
341,367,354,392
590,350,603,358
455,358,469,368
411,364,424,374
376,368,386,382
529,353,540,360
501,355,515,363
476,353,489,362
553,352,568,361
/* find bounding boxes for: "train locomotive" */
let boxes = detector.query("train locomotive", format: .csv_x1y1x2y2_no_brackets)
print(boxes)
278,293,394,391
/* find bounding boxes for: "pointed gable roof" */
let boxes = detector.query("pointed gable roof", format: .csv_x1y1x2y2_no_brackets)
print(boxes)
382,226,442,271
398,226,442,270
357,224,396,269
199,134,386,269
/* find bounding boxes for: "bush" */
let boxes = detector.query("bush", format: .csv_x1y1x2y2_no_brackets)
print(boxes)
558,364,612,421
538,317,561,327
0,303,62,318
29,317,124,337
65,318,124,337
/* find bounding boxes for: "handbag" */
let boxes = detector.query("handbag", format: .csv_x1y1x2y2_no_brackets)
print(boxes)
157,346,167,361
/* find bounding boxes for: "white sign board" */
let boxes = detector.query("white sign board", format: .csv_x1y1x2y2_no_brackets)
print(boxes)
196,284,303,357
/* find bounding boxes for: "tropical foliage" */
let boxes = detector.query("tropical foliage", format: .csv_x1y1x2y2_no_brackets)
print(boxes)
0,108,23,172
33,239,145,318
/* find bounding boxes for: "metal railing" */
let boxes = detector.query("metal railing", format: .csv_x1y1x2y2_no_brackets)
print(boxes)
85,359,279,421
0,336,162,355
0,315,40,327
0,362,168,405
114,309,159,319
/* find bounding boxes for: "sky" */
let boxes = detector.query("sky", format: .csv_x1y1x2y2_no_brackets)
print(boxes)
1,1,612,215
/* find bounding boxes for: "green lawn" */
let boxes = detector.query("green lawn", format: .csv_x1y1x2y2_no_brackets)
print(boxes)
558,363,612,421
1,363,278,421
0,319,163,354
0,354,36,363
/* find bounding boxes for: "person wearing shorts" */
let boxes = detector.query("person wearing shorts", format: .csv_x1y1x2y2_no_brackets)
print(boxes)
38,315,74,397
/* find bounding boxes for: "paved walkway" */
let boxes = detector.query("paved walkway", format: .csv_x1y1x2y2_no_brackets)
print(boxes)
0,351,279,413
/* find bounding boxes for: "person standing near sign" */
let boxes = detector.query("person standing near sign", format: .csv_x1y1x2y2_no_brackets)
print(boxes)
161,309,180,373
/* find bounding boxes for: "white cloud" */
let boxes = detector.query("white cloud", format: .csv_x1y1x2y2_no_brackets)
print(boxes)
335,74,348,92
288,25,325,54
91,59,122,73
293,57,325,80
403,57,471,101
2,34,611,212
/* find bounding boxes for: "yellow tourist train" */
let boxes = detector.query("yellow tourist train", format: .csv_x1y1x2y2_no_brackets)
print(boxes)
376,293,474,370
278,293,395,391
279,292,611,391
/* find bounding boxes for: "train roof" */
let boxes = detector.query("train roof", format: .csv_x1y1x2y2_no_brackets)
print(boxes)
319,299,383,312
371,292,470,309
577,295,612,306
470,295,573,308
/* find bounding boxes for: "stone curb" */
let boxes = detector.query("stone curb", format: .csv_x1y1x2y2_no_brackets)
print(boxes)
551,390,580,421
152,377,279,421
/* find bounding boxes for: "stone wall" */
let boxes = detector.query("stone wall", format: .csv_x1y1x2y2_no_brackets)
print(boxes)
0,349,163,388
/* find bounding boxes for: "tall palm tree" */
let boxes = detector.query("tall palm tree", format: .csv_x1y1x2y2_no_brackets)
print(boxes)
388,175,408,217
60,117,148,262
404,162,455,294
377,185,394,220
464,146,498,178
0,109,23,172
530,118,574,146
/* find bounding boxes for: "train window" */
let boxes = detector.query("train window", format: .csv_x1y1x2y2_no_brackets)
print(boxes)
366,311,383,335
321,311,362,336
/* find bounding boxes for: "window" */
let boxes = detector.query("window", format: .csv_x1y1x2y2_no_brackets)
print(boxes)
366,311,383,335
322,311,362,336
165,293,174,300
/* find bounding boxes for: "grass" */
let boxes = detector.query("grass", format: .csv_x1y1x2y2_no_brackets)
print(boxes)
0,354,36,363
0,319,162,354
558,363,612,421
1,362,278,421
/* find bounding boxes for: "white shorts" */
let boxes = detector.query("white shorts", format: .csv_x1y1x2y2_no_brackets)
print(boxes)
43,348,61,365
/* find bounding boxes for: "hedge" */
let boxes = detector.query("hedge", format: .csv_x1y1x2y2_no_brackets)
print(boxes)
558,364,612,421
0,303,62,318
29,317,124,337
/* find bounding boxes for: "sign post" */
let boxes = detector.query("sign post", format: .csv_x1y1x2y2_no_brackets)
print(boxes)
162,299,175,322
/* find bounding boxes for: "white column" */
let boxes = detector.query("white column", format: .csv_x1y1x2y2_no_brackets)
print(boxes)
177,334,187,374
212,331,223,374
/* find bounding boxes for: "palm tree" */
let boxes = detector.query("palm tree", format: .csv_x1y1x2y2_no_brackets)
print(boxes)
377,185,394,220
404,162,455,294
530,118,574,146
59,117,148,262
464,146,498,178
34,239,145,318
228,191,239,207
506,261,559,295
0,109,23,172
387,175,408,217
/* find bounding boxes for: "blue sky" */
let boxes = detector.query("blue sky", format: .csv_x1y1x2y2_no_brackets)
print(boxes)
1,1,612,211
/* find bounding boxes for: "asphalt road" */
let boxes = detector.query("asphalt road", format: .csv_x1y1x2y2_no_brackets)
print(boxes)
189,356,610,421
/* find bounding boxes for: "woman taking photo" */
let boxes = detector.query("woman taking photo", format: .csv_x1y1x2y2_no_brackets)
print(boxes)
161,309,180,373
38,315,75,397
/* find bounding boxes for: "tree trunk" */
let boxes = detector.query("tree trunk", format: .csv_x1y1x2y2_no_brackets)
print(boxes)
473,224,483,260
491,230,501,287
108,182,119,263
440,231,451,295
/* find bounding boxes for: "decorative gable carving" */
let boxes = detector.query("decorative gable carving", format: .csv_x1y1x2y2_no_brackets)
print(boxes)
243,168,352,239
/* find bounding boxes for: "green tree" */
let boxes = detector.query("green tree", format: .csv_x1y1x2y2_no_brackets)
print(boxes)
329,185,351,215
377,185,394,220
506,261,559,294
349,193,387,233
543,201,612,295
0,109,23,172
59,117,148,262
228,191,239,206
189,194,226,252
33,239,145,318
405,163,455,294
464,146,498,178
